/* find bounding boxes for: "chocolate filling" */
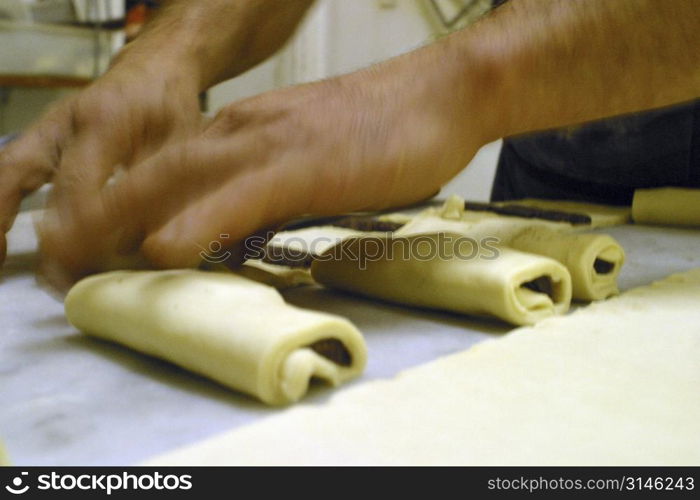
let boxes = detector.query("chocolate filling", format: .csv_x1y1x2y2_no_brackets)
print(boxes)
594,258,616,275
280,214,405,232
261,246,318,268
309,338,353,366
521,276,556,301
261,216,404,269
464,201,592,225
331,216,405,232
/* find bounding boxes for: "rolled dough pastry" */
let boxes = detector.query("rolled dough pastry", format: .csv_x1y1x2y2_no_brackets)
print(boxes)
509,228,624,301
397,201,625,301
236,197,623,304
146,269,700,466
65,270,367,405
632,188,700,227
311,232,572,326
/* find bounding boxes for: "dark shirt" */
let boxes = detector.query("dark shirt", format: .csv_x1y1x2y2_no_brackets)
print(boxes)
490,100,700,205
488,0,699,205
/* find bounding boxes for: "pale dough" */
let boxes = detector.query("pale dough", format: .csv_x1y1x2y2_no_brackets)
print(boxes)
397,197,625,301
311,232,572,326
508,228,624,301
632,188,700,227
64,270,367,405
396,195,575,238
238,226,381,289
145,269,700,466
0,441,9,466
238,198,623,308
238,260,315,290
268,226,375,255
378,197,631,229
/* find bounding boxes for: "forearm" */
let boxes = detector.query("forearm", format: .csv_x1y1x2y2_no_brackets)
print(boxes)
427,0,700,142
112,0,315,91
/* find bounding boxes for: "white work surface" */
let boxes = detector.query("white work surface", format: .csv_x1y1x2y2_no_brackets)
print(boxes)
2,211,700,466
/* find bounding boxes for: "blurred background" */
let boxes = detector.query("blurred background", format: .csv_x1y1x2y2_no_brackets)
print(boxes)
0,0,501,204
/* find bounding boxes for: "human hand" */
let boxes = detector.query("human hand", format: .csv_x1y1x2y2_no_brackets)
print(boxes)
38,44,493,284
0,57,202,270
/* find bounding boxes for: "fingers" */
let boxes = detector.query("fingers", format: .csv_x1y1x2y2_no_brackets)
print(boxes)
56,135,298,273
0,101,72,267
37,99,133,281
48,124,130,233
0,99,71,202
37,92,318,278
37,138,215,279
50,91,133,198
36,81,203,281
139,171,270,268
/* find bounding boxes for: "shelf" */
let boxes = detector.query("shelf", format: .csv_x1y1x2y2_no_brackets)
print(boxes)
0,19,123,83
0,74,90,88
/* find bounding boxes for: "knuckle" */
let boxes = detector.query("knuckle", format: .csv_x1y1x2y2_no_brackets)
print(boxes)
211,104,248,133
53,168,90,192
0,143,55,192
71,86,123,130
209,94,273,134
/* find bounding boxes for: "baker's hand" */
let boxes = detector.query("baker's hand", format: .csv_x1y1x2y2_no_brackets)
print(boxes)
38,46,494,284
0,58,202,269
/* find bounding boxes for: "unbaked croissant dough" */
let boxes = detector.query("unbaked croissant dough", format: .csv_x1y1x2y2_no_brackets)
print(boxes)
375,197,630,229
237,197,623,306
239,226,379,289
0,440,9,466
238,259,315,290
632,187,700,227
267,226,370,254
146,269,700,466
509,228,623,301
64,270,367,405
311,232,572,326
397,198,625,301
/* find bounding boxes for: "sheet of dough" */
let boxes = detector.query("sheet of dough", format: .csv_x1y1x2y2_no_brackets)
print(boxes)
0,441,9,466
238,260,315,290
312,232,572,326
397,195,613,235
237,226,383,289
268,226,376,255
64,270,367,406
398,202,625,301
146,269,700,466
632,188,700,227
375,197,630,229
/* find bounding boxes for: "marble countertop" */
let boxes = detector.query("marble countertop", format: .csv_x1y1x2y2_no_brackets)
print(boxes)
2,211,699,465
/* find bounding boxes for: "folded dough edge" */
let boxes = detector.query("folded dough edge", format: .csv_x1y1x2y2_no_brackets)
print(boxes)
65,270,367,405
311,233,572,326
